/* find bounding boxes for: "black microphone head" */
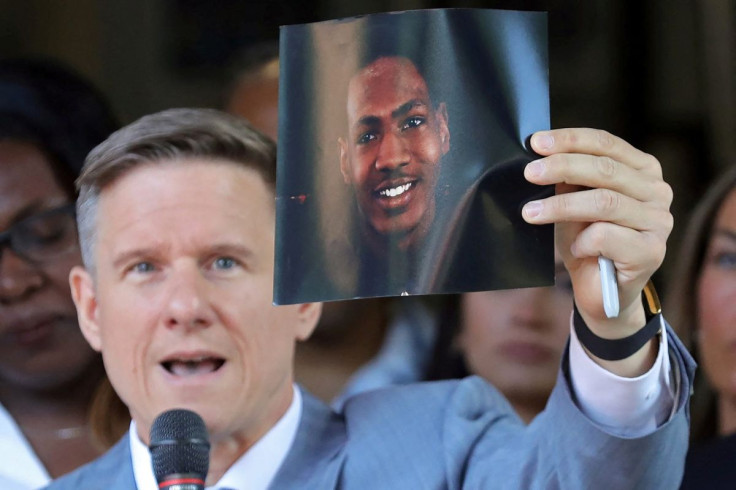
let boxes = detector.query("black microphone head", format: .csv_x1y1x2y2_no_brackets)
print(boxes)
150,409,210,484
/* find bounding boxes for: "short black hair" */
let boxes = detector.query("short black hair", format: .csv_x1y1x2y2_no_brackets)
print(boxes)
0,57,119,196
353,13,441,105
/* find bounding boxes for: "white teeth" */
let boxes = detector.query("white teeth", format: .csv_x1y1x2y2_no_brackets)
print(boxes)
379,182,413,197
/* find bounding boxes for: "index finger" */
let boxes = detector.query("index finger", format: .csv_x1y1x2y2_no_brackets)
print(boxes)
530,128,661,176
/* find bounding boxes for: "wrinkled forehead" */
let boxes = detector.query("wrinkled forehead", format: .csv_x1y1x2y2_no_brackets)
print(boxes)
98,159,276,222
346,57,431,117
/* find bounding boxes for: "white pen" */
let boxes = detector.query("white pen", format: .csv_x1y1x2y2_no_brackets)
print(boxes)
598,256,619,318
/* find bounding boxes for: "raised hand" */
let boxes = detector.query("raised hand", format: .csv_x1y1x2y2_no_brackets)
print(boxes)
522,128,673,372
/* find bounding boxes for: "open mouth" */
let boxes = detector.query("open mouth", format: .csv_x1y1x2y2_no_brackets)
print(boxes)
161,356,225,377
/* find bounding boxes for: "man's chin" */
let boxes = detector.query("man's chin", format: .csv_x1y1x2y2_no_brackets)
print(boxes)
368,220,426,251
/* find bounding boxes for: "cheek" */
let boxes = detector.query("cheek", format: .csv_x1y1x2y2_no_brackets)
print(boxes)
697,270,736,391
351,149,375,183
460,296,504,352
697,269,736,338
45,254,82,294
411,131,442,169
552,297,573,342
96,290,152,365
239,308,299,391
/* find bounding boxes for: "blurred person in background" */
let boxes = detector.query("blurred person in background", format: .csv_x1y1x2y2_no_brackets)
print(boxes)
426,253,572,423
224,43,437,409
0,58,128,488
224,41,280,141
667,164,736,489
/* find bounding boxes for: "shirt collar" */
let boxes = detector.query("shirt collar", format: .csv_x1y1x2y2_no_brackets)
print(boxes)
0,403,50,488
130,385,303,490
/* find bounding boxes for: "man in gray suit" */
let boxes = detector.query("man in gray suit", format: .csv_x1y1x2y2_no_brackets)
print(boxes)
47,108,692,489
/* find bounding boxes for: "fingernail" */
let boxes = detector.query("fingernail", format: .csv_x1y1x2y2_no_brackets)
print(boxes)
523,200,543,219
525,160,544,178
533,132,554,150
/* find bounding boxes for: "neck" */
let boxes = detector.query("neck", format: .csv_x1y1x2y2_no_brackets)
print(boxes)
508,395,547,425
718,393,736,436
0,357,105,418
206,433,253,485
0,359,106,478
204,382,295,485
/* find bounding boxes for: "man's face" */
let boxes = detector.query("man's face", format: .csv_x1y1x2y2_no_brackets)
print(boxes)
70,160,320,443
339,57,449,249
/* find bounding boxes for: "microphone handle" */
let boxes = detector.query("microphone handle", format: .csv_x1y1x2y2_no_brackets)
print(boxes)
158,473,205,490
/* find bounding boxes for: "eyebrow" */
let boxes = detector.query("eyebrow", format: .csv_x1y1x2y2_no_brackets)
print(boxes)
391,99,426,120
111,247,165,270
111,243,255,269
207,243,255,261
353,99,428,130
712,228,736,242
355,115,381,129
2,199,66,229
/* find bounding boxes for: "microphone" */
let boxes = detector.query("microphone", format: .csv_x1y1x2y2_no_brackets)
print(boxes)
149,409,210,490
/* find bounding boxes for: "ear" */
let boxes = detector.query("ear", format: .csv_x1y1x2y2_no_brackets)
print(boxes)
338,137,352,184
295,302,322,342
69,265,103,352
436,102,450,155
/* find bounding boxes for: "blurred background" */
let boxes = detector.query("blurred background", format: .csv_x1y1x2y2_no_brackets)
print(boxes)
1,0,734,293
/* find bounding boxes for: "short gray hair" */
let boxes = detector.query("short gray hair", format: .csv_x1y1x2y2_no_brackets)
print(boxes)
76,107,276,273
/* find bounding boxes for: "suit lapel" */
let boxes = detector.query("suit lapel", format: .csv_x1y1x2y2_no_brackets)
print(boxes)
96,435,137,489
268,389,346,489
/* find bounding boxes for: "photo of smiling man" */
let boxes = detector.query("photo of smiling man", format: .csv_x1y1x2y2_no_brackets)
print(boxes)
339,55,449,255
275,9,554,304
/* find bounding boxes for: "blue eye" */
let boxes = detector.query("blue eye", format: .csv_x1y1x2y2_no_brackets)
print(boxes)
714,252,736,269
401,116,425,131
213,257,237,270
133,262,155,273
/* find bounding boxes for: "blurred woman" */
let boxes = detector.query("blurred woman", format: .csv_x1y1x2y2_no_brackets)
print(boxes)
426,257,572,423
667,164,736,489
0,58,127,488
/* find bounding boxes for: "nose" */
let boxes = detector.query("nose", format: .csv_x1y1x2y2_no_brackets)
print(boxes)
0,249,45,304
509,287,555,330
163,264,215,331
375,130,410,172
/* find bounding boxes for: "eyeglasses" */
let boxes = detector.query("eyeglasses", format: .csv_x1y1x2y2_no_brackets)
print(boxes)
0,203,78,263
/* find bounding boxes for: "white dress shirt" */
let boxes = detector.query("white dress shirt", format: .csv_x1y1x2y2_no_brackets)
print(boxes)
130,324,676,489
0,403,50,489
570,314,677,436
131,387,302,490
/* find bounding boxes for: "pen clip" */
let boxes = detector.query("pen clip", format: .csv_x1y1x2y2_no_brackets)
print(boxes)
598,256,619,318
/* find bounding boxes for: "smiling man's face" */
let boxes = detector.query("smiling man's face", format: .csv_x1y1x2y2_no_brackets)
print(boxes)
339,57,449,250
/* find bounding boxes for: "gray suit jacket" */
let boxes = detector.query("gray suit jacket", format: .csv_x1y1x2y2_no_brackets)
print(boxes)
46,326,695,489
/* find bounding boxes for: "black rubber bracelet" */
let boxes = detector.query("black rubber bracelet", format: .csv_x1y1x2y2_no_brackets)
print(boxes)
573,305,662,361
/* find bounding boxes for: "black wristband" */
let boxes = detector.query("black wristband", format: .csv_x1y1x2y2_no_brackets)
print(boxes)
573,281,663,361
573,306,661,361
